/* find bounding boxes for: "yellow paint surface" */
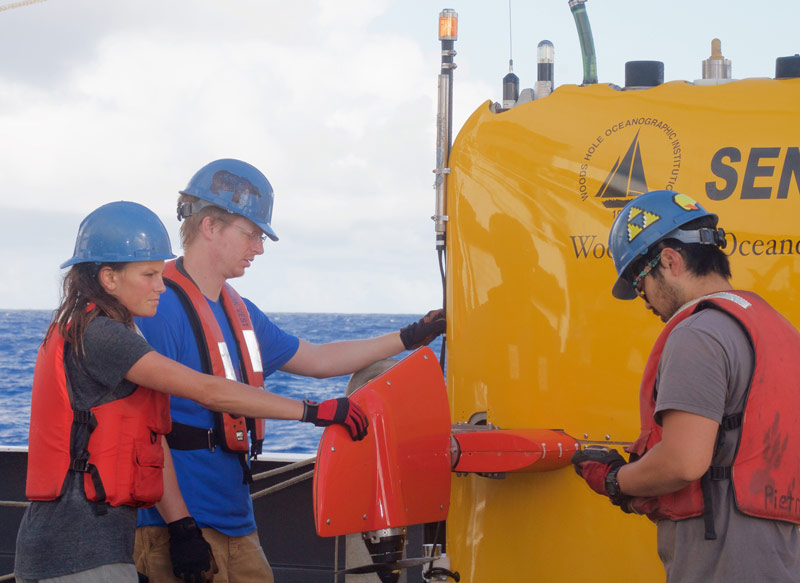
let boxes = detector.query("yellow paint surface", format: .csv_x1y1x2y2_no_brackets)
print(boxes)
445,78,800,581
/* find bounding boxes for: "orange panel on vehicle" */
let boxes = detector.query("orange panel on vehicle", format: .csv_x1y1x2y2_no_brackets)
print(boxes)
313,347,451,537
453,428,579,473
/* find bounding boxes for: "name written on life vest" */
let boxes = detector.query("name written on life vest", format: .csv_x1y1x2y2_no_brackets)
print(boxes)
764,484,800,516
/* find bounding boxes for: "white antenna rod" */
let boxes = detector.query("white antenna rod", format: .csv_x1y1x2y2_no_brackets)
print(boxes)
508,0,513,64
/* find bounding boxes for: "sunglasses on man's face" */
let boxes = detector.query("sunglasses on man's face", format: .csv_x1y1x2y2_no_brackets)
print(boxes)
630,253,662,300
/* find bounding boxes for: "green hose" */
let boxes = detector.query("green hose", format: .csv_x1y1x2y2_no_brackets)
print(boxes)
569,0,598,84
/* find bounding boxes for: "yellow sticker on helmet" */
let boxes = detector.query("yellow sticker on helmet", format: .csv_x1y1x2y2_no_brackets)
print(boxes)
673,193,700,211
626,206,661,242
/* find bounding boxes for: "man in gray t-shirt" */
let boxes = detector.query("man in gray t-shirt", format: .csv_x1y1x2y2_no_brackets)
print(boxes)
572,190,800,582
654,309,800,581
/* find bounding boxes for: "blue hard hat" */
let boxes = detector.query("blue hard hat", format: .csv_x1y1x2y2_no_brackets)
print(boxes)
608,190,720,300
61,201,176,268
177,158,278,241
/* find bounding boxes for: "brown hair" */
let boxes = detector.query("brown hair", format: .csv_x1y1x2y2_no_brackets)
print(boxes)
178,194,232,248
47,262,133,360
628,215,731,283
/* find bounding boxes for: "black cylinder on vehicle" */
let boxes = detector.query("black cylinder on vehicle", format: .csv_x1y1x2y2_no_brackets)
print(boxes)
775,54,800,79
625,60,664,88
503,70,520,107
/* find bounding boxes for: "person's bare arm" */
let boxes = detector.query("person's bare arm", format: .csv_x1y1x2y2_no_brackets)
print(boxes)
280,335,405,379
617,409,719,497
126,351,304,420
279,309,446,379
155,436,190,523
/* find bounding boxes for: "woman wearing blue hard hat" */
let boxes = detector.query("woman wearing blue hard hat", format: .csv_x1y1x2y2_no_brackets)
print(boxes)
14,201,368,583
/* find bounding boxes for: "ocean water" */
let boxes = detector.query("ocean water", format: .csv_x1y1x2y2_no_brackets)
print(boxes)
0,310,443,454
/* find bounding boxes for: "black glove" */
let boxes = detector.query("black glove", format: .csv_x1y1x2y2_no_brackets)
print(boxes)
571,447,628,504
400,309,446,350
167,517,218,583
302,397,369,441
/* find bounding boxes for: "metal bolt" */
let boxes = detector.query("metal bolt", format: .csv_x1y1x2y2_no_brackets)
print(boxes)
387,381,392,386
327,518,331,525
363,514,367,520
331,446,336,452
423,354,429,359
605,434,611,440
584,433,589,438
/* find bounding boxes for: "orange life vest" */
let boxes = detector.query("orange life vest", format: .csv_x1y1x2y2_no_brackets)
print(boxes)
163,259,266,457
26,325,171,509
627,291,800,533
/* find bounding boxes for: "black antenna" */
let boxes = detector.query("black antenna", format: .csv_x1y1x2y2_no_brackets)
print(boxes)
502,0,519,108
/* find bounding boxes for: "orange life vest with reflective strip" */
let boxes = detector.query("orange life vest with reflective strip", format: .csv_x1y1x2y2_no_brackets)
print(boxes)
163,260,266,456
26,325,171,508
627,291,800,526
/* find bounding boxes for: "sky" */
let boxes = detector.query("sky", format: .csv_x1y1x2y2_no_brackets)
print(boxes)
1,0,797,313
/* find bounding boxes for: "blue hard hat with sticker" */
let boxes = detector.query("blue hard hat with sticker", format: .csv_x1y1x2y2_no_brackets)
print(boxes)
608,190,723,300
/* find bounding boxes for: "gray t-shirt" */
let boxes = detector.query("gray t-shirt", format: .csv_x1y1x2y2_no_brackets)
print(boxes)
654,307,800,582
15,316,153,579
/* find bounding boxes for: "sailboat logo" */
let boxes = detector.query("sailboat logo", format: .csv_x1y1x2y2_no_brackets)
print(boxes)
595,130,648,208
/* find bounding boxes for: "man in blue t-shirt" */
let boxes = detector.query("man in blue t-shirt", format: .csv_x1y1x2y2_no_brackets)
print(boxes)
133,159,445,583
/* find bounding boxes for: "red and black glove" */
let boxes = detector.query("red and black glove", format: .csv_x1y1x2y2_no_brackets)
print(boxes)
624,496,659,516
167,517,218,583
400,309,446,350
571,446,628,505
302,397,369,441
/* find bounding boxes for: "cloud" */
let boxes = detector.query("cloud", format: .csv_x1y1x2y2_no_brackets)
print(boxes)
2,0,798,312
0,0,446,313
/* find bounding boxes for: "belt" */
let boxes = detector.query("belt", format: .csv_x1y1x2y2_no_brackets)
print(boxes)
167,421,255,484
166,421,220,452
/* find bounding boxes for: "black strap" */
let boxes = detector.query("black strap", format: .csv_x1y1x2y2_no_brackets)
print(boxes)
721,413,743,431
708,465,731,481
87,463,109,516
166,421,219,451
246,418,263,459
69,411,95,471
238,455,253,485
70,452,91,472
68,407,107,515
700,470,716,540
73,410,94,425
700,466,733,540
166,422,253,484
697,405,742,540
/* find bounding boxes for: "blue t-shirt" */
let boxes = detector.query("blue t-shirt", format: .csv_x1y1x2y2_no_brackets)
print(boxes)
135,284,299,536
